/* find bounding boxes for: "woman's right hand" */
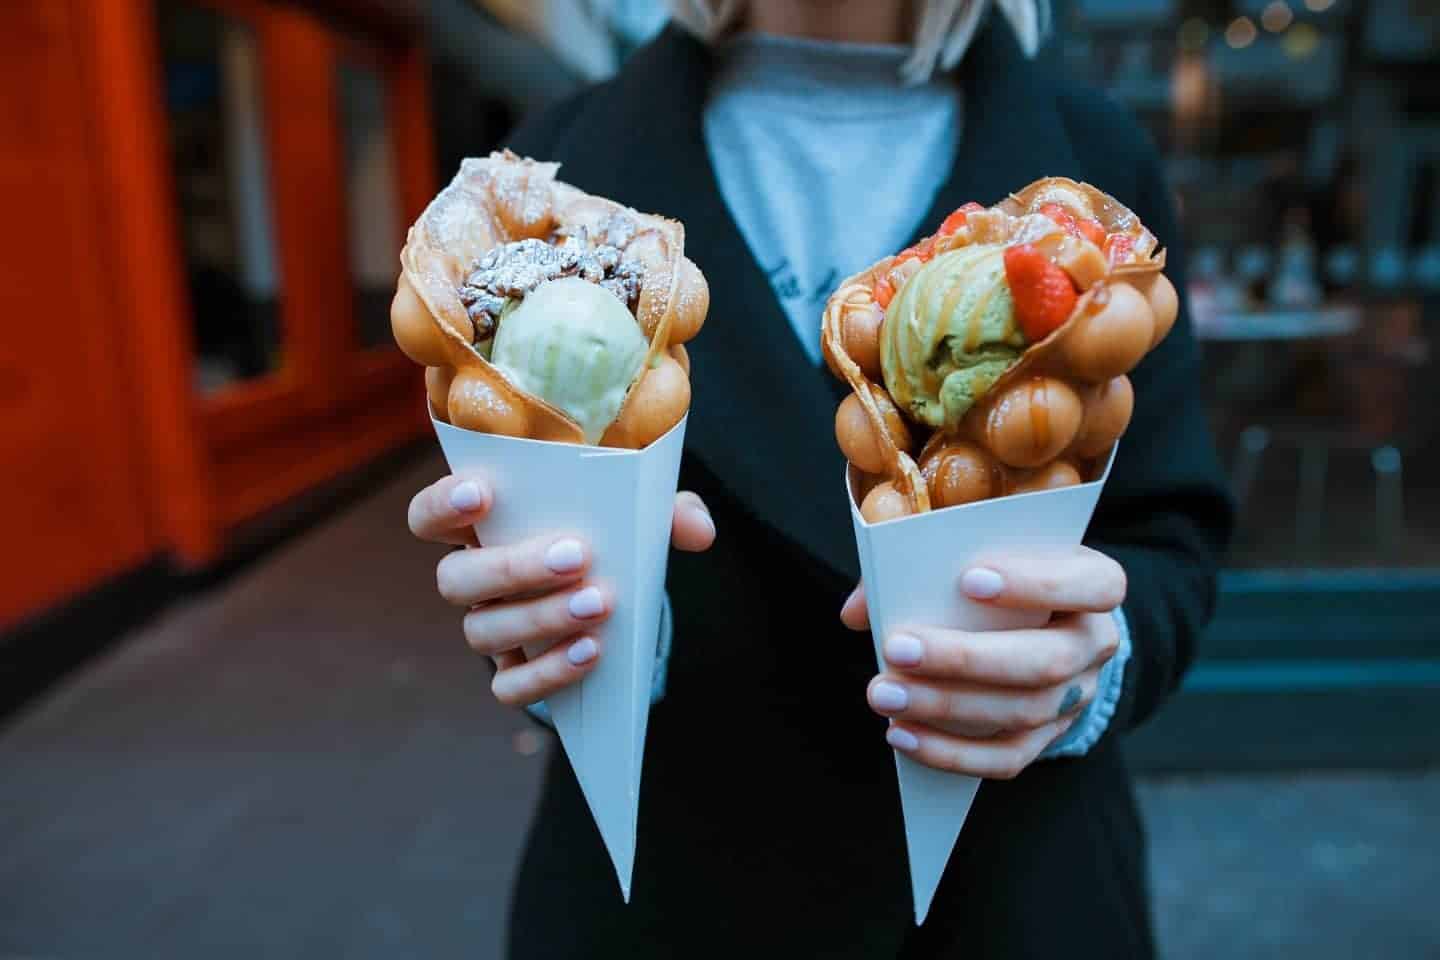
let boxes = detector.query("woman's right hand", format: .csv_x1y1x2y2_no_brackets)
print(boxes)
408,475,715,708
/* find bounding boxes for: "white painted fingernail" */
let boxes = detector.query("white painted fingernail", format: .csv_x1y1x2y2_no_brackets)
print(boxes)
567,637,598,666
696,509,716,541
568,587,605,619
961,567,1005,599
449,481,485,513
544,539,585,574
886,727,919,752
885,633,923,667
871,681,909,712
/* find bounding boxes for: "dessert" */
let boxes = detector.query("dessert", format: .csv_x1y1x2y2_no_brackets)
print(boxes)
396,153,707,899
821,178,1178,522
391,150,709,448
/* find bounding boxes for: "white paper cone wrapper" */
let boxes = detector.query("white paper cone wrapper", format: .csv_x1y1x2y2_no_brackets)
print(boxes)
847,447,1118,924
432,411,689,902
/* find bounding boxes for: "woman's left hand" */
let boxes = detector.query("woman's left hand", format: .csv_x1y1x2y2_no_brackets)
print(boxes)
840,546,1126,780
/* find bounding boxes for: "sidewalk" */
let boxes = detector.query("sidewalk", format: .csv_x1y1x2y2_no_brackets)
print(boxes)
1140,773,1438,957
2,454,1435,958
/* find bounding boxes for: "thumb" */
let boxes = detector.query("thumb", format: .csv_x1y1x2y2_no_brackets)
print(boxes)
840,582,870,631
671,491,716,552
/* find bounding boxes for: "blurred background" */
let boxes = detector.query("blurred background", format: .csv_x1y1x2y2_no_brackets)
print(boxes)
1,0,1436,956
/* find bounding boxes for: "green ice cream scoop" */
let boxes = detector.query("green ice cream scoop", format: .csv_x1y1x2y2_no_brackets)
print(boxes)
879,243,1027,431
491,276,648,444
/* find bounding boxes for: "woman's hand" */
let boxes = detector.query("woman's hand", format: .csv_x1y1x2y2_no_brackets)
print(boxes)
409,475,715,708
841,546,1125,780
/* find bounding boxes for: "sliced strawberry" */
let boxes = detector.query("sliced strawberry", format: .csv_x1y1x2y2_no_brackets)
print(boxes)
1077,218,1106,247
1041,204,1108,250
1104,233,1135,266
1038,202,1078,235
896,236,938,265
1004,243,1079,342
873,275,895,309
938,201,985,236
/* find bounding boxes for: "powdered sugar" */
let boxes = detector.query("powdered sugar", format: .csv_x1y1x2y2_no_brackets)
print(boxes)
459,235,645,344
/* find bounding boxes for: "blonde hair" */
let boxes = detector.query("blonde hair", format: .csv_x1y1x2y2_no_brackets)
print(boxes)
665,0,1049,84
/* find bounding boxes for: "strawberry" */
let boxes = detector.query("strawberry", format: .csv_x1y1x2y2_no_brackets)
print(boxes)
873,276,896,309
1077,218,1106,247
938,202,985,236
1038,202,1078,234
1040,204,1107,249
897,236,939,265
1104,233,1135,266
1004,243,1079,342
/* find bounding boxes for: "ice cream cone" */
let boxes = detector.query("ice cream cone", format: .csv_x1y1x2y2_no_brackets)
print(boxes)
847,446,1117,923
432,410,688,901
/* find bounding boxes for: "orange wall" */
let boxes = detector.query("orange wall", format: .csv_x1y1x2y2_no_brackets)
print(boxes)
0,2,157,627
0,0,435,629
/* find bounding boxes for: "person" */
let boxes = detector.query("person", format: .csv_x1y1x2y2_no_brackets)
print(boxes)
403,1,1234,956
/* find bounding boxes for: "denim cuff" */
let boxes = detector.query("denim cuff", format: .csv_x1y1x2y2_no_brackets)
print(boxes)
1038,606,1131,759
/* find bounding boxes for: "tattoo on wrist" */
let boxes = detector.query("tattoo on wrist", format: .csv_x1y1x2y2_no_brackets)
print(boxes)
1058,684,1083,718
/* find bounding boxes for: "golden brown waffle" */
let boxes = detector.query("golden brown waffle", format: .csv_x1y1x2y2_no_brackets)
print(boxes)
391,150,709,448
821,178,1178,521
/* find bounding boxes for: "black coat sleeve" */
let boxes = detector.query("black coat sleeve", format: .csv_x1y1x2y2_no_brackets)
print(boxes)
1069,95,1237,737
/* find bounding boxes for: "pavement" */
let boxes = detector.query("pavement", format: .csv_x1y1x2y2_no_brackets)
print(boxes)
2,452,1436,959
1141,773,1438,958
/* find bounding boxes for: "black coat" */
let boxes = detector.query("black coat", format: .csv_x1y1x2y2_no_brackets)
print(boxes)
499,20,1234,959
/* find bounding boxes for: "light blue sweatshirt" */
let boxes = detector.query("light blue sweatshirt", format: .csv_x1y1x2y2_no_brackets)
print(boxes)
533,31,1129,759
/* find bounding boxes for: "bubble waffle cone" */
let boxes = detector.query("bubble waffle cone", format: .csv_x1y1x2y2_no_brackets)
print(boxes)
392,152,710,901
392,150,708,448
820,179,1178,923
822,177,1176,522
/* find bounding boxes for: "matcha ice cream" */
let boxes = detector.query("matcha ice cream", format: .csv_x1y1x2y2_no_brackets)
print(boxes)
879,244,1027,431
491,277,648,443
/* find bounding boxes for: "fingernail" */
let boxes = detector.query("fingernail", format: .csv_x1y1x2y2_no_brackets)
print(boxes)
871,681,909,712
449,481,486,513
679,493,715,539
961,567,1005,599
545,539,585,574
567,636,598,666
885,633,923,667
568,587,606,620
887,727,920,752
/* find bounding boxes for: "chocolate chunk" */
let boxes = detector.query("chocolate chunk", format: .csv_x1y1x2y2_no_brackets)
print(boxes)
461,232,649,320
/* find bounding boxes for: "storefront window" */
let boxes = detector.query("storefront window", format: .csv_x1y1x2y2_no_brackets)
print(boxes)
157,1,283,393
337,55,403,351
1063,0,1440,570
